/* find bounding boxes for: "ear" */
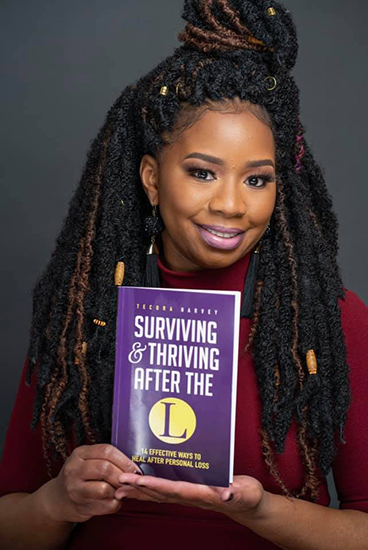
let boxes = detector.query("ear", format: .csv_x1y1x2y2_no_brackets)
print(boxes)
140,154,159,206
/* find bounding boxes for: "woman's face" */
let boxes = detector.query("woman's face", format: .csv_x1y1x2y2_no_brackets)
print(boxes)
140,105,276,272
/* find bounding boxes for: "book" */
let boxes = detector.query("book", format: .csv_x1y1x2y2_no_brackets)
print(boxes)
111,286,241,487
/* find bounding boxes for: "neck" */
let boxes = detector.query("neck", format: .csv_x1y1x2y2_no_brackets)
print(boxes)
157,251,252,293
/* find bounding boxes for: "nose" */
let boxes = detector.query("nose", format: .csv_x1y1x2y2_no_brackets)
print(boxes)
208,177,247,218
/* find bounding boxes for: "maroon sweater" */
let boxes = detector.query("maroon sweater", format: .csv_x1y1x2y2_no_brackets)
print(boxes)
1,250,368,549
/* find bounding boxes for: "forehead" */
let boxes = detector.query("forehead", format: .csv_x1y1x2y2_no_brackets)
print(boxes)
163,108,275,161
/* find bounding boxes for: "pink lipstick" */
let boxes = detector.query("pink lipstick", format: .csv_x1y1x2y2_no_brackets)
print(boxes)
196,224,245,250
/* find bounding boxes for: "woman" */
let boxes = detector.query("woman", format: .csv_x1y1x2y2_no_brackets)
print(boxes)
1,0,368,548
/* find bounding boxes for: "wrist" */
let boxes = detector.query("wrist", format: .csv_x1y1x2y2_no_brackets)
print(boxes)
243,491,293,526
38,478,74,526
225,490,276,526
249,490,273,521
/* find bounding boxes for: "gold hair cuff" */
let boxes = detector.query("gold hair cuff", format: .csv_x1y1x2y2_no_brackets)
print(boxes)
159,86,169,96
306,350,318,375
248,36,267,47
265,76,277,91
275,364,280,387
115,261,125,286
74,341,87,365
267,7,276,16
93,319,106,327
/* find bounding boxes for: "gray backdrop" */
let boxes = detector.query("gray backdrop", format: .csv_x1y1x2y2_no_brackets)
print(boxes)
1,0,367,510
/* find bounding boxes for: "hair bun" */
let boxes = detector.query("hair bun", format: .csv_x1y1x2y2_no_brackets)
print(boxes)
178,0,298,71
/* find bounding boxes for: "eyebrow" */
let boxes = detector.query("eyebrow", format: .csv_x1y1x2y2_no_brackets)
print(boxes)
183,152,275,169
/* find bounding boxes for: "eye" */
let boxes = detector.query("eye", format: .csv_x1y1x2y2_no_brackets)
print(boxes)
247,174,274,188
188,167,217,181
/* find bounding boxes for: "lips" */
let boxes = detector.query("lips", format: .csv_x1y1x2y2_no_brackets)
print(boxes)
196,224,246,250
199,224,244,235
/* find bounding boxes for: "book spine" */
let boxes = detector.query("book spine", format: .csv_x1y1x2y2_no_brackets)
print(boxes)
229,292,241,483
111,287,124,447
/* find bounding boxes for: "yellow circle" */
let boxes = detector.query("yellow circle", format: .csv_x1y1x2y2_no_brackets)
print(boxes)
148,397,196,444
265,76,277,91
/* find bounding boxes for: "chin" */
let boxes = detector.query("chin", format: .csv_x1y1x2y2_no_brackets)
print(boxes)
198,253,240,270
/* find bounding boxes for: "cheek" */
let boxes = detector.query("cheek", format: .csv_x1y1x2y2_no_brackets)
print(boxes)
246,186,276,225
160,180,205,221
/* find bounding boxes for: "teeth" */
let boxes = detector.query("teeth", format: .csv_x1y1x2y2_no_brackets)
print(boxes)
205,227,240,239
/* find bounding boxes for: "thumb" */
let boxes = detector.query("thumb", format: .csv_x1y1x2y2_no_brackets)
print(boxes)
220,475,264,513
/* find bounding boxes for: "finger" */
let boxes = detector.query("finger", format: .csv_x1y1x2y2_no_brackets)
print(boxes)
79,480,116,500
75,444,143,474
75,495,122,518
81,459,133,490
125,485,195,506
117,473,179,503
134,482,219,510
118,473,224,509
225,476,264,511
114,485,162,503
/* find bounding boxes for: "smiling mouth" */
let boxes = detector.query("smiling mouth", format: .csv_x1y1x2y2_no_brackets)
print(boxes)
202,228,242,239
196,224,246,250
198,225,244,239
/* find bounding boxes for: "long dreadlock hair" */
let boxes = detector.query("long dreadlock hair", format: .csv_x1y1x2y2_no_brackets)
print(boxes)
25,0,351,503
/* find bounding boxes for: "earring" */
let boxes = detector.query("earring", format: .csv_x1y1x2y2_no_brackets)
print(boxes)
143,204,164,287
241,222,271,318
144,204,164,237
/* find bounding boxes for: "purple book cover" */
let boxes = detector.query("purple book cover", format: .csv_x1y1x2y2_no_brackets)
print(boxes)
111,286,241,487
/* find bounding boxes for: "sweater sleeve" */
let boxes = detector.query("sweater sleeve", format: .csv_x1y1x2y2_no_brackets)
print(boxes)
332,288,368,512
0,358,52,497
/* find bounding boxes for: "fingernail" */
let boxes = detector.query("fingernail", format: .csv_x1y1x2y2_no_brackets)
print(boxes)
134,469,143,475
226,493,233,502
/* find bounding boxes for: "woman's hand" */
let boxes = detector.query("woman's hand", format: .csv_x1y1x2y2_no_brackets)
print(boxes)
114,473,267,521
43,444,157,524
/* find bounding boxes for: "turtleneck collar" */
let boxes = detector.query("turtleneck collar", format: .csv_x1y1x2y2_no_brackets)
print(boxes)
157,250,252,293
